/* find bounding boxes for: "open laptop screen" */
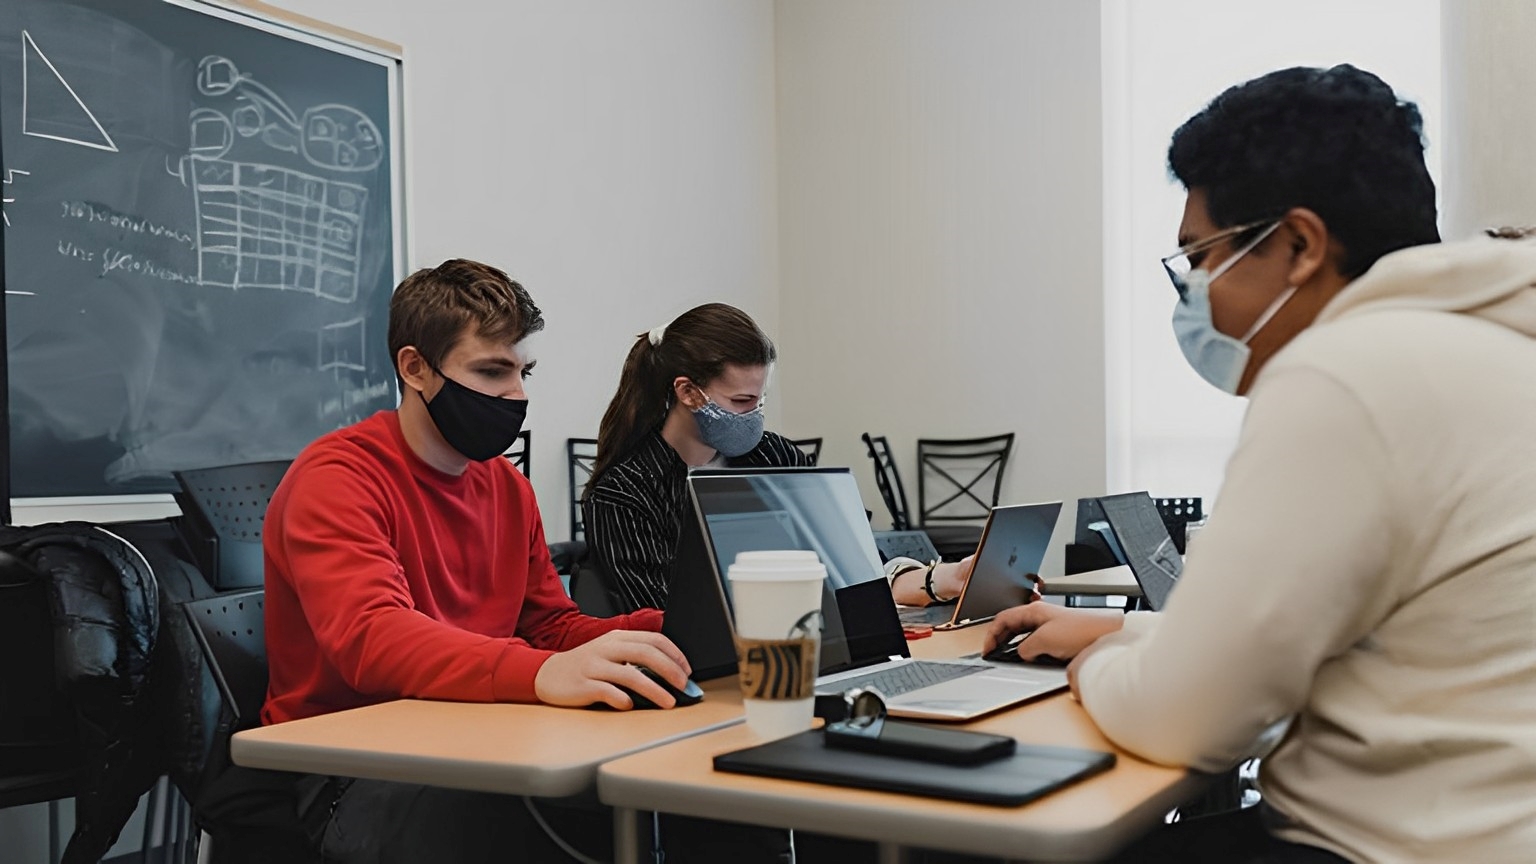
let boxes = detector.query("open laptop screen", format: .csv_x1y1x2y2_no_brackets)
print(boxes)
687,468,906,676
1097,492,1182,611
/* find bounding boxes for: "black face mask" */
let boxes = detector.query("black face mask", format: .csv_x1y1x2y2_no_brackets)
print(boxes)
420,370,528,462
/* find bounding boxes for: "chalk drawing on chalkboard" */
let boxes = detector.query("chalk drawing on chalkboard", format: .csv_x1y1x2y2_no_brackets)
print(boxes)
302,104,382,172
189,108,235,159
19,31,119,153
1,168,30,227
189,158,368,302
319,317,366,372
195,56,381,172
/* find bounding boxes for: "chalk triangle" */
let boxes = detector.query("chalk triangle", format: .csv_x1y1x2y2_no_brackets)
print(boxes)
21,30,119,153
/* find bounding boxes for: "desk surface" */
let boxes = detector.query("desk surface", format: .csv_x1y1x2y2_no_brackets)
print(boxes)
600,628,1199,862
1041,565,1141,597
231,678,746,797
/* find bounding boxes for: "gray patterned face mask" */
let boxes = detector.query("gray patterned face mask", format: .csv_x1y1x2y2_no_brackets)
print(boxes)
692,398,765,458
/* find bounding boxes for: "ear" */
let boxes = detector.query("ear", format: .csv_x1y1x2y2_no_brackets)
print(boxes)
1282,207,1332,287
397,346,435,395
673,376,704,410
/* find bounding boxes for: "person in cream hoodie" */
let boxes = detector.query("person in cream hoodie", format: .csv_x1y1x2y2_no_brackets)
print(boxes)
986,66,1536,863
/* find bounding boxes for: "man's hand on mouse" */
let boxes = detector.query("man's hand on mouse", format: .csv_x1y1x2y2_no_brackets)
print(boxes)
534,630,691,709
982,603,1126,669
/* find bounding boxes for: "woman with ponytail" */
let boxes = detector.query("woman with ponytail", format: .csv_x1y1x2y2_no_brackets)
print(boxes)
584,303,976,616
584,304,809,613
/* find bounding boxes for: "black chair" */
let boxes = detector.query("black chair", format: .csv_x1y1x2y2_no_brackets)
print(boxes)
916,433,1015,560
863,432,1015,561
503,429,532,478
566,438,599,543
180,589,314,863
173,461,293,590
568,558,619,618
861,433,913,531
790,437,823,466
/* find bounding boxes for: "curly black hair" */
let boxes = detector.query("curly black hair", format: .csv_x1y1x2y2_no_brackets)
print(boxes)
1169,64,1439,278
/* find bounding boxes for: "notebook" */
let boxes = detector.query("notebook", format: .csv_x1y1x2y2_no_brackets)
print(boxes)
665,468,1067,722
1096,492,1183,611
898,501,1062,630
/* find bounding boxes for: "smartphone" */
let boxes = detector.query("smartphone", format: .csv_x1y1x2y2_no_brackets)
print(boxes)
824,717,1016,765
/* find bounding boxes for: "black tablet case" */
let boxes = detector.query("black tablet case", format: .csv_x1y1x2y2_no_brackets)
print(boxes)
714,729,1115,806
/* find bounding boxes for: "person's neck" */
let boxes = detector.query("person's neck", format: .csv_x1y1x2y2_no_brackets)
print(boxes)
397,389,471,476
660,405,718,467
1238,276,1350,395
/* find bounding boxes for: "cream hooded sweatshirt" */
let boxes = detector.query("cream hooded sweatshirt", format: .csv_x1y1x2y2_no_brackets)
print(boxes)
1077,238,1536,863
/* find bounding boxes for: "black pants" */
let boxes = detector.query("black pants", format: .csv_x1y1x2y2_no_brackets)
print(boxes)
296,776,610,863
1106,806,1352,864
300,776,858,864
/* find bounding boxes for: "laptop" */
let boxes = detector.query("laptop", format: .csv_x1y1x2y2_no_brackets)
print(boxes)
664,467,1066,722
898,501,1063,630
1095,492,1183,611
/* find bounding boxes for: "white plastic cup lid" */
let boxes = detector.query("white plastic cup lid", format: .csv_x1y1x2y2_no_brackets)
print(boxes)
727,559,827,582
734,550,820,565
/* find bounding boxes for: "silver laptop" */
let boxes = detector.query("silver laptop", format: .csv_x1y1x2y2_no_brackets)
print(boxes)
899,501,1063,630
685,468,1066,722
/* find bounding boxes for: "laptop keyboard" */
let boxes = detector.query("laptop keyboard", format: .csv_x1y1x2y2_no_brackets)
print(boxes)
823,661,985,698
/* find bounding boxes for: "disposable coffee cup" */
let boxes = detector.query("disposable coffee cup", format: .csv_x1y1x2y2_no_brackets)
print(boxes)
727,553,827,740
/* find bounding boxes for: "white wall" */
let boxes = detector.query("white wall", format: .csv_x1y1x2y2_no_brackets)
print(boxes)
1441,0,1536,239
259,0,782,540
774,0,1107,524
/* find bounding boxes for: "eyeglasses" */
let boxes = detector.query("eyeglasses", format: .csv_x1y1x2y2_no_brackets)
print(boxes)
691,381,767,414
1161,218,1282,298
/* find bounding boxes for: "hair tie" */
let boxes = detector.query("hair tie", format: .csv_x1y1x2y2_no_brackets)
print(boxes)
647,325,666,346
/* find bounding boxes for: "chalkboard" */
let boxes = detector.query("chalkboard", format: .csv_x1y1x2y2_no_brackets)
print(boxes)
0,0,402,498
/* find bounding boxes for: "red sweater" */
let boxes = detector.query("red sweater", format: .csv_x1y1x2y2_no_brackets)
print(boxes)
261,411,662,725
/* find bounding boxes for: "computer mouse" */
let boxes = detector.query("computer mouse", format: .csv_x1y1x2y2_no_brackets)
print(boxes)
983,633,1069,667
618,666,705,710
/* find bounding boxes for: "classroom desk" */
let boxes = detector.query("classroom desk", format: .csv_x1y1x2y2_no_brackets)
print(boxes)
600,627,1202,864
1041,565,1141,598
230,677,745,798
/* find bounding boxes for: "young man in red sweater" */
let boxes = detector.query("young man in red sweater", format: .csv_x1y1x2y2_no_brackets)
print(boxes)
259,259,692,863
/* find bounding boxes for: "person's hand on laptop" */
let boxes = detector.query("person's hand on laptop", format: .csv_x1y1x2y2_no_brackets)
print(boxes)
534,630,692,709
983,604,1124,667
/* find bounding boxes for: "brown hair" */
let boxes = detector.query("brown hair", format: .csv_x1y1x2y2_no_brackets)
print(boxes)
588,303,776,489
387,259,544,378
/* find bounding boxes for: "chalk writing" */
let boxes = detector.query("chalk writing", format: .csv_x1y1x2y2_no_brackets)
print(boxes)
59,200,198,249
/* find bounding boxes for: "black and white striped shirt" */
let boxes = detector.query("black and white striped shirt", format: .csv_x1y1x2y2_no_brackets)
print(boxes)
584,429,810,612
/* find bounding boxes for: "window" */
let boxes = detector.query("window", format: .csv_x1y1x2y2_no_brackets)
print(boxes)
1101,0,1442,504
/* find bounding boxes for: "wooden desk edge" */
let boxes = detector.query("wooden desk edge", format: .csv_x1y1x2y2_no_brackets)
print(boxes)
599,761,1206,862
233,714,746,798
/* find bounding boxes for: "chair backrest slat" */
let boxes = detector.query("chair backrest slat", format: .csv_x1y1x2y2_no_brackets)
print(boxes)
860,433,912,531
503,429,532,478
790,437,823,466
917,433,1015,525
566,438,600,542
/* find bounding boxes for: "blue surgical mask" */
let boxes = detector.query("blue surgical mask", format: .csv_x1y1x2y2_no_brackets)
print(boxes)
1171,224,1296,394
692,398,765,458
